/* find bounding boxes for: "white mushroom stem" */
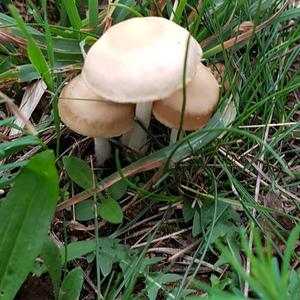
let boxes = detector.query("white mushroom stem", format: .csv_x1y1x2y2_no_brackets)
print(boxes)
169,128,184,145
94,137,111,166
123,102,153,153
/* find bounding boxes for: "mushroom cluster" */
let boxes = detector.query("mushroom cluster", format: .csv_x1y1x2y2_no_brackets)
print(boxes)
58,16,220,165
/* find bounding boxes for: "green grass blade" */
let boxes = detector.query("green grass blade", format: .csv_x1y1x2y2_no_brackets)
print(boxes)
62,0,82,30
41,0,55,70
88,0,99,27
173,0,187,24
8,5,53,90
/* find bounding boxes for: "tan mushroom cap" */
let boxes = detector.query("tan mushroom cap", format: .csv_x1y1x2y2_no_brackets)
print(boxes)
152,63,219,131
58,75,135,138
82,16,202,103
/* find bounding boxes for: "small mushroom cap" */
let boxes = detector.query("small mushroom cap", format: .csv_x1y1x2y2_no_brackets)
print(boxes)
58,75,135,138
152,63,219,130
82,16,202,103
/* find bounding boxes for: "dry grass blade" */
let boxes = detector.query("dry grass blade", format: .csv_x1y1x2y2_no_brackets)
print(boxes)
0,27,27,47
0,91,37,135
223,1,288,50
9,80,46,136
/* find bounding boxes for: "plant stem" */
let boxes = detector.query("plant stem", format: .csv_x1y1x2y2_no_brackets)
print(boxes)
94,137,111,166
123,102,153,153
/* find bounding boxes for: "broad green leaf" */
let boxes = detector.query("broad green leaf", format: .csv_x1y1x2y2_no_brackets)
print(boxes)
75,199,94,221
107,179,128,200
0,150,58,300
41,236,62,299
98,196,123,224
58,267,83,300
63,156,93,189
146,273,182,300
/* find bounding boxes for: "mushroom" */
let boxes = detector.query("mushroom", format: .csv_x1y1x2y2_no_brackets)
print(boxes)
58,75,135,165
152,63,220,143
81,16,202,153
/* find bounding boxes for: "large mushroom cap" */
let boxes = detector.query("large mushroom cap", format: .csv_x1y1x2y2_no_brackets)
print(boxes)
152,63,219,131
82,16,202,103
58,75,135,138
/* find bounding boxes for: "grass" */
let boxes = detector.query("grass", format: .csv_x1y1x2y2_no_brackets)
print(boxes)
0,0,299,299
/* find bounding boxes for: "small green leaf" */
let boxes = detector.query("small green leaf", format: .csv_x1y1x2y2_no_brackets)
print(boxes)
58,267,83,300
107,179,128,200
99,253,113,277
0,150,58,300
192,209,201,237
182,200,194,223
63,156,93,189
98,197,123,224
41,236,62,299
75,200,94,221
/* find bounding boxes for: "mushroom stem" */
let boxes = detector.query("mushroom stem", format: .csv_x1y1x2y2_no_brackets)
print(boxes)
169,128,184,145
94,137,111,166
123,102,153,153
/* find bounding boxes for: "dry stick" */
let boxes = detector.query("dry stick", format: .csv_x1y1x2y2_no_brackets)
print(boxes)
131,227,192,249
133,220,161,247
121,166,164,212
56,159,163,211
147,247,223,273
168,238,201,262
119,212,164,238
218,147,267,184
218,1,288,51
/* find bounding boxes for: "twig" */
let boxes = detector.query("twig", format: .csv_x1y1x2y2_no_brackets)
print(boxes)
147,247,223,273
168,238,201,262
131,227,191,249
